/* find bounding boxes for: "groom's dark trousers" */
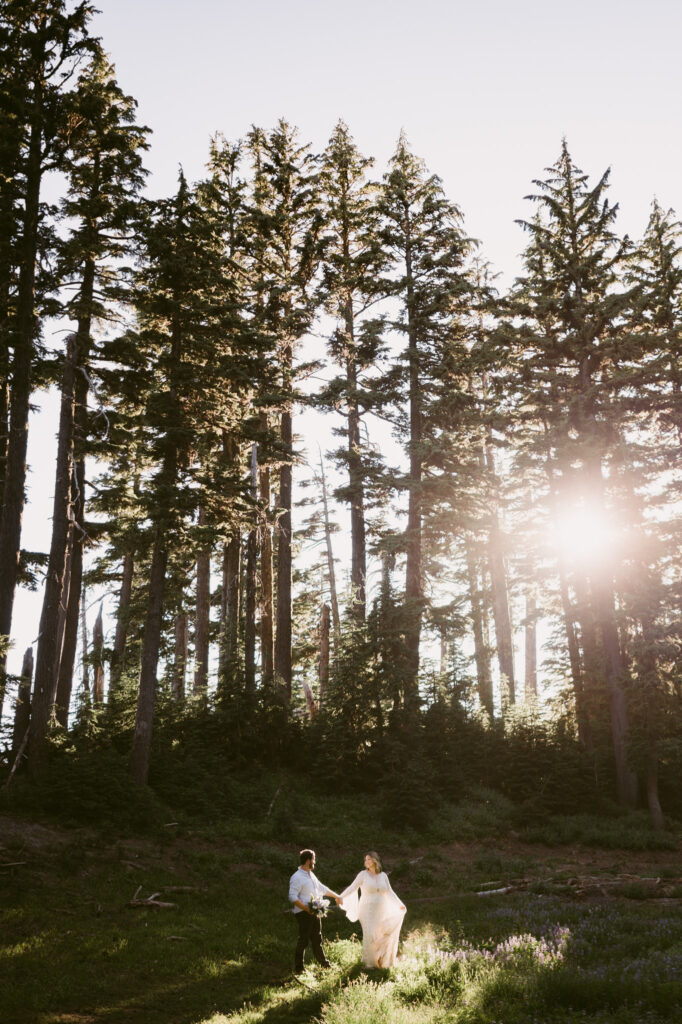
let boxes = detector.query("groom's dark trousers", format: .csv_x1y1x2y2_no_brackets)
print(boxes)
295,911,330,971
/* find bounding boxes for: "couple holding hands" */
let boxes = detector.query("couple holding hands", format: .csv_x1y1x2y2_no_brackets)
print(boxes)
288,848,406,973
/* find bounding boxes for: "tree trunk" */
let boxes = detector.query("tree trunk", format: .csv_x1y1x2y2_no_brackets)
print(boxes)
54,516,82,728
646,749,665,830
319,601,330,701
524,590,538,699
80,588,90,698
404,237,422,704
485,442,515,705
53,224,97,721
318,451,340,636
244,444,258,698
558,560,592,747
345,298,367,622
0,101,43,719
259,413,274,684
11,646,33,763
54,523,74,696
27,335,77,778
109,550,134,695
92,603,104,705
465,536,493,718
172,610,188,702
275,404,293,696
590,571,638,807
222,534,241,687
193,506,210,695
130,529,169,785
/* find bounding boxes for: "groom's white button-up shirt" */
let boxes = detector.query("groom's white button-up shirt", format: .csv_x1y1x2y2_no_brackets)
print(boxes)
288,868,332,914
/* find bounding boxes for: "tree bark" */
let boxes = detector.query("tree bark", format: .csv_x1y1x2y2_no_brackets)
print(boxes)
484,441,515,705
0,97,43,719
27,336,77,778
465,536,494,718
130,529,169,785
275,402,293,696
109,550,134,696
344,297,367,623
404,233,423,705
318,451,340,636
193,506,210,695
524,590,538,699
259,413,274,684
11,647,33,764
92,603,104,705
81,588,90,698
172,610,188,702
244,444,258,698
319,601,330,700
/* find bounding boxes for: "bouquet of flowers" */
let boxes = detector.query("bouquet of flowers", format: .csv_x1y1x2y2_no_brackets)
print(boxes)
310,896,330,918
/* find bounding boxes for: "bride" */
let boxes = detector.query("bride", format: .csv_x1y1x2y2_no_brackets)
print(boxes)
338,851,406,968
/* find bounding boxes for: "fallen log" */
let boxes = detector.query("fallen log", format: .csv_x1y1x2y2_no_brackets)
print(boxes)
128,887,175,909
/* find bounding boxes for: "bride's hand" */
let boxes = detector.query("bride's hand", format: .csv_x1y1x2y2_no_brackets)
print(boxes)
336,896,343,905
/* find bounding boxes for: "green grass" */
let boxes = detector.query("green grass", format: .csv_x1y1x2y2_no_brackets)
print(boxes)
1,795,681,1024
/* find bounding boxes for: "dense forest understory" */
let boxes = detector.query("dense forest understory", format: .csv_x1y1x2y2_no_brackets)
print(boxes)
2,0,682,846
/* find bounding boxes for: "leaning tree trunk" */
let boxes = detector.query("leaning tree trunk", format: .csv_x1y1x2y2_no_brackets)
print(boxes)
275,399,293,697
465,535,494,718
0,102,43,720
27,336,77,778
193,506,211,696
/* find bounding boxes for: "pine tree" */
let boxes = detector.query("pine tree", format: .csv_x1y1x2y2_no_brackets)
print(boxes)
27,46,148,768
0,0,95,717
508,141,639,806
128,171,240,785
245,121,323,699
319,121,388,623
377,132,473,708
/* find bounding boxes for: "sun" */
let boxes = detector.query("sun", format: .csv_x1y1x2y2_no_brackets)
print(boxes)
550,502,619,566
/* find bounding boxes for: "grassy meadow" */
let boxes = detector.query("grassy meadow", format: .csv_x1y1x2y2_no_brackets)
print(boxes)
1,785,682,1024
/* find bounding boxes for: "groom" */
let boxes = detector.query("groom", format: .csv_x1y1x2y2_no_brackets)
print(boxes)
288,848,339,972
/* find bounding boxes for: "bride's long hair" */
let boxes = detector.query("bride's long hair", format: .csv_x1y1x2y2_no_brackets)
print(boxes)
366,850,382,873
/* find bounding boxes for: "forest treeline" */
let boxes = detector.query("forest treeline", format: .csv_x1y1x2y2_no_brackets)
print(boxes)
1,0,682,830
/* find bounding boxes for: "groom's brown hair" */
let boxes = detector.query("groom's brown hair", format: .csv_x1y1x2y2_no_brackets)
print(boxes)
299,848,315,864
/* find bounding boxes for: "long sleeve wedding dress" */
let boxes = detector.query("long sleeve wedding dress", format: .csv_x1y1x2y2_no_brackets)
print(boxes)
339,869,406,967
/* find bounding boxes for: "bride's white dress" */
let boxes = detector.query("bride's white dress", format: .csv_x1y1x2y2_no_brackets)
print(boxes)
339,869,406,967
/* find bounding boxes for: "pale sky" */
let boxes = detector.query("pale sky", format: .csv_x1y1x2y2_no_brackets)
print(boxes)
92,0,682,280
5,0,682,696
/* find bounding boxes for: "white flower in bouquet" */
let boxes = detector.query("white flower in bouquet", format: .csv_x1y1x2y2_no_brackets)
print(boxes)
310,897,330,918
